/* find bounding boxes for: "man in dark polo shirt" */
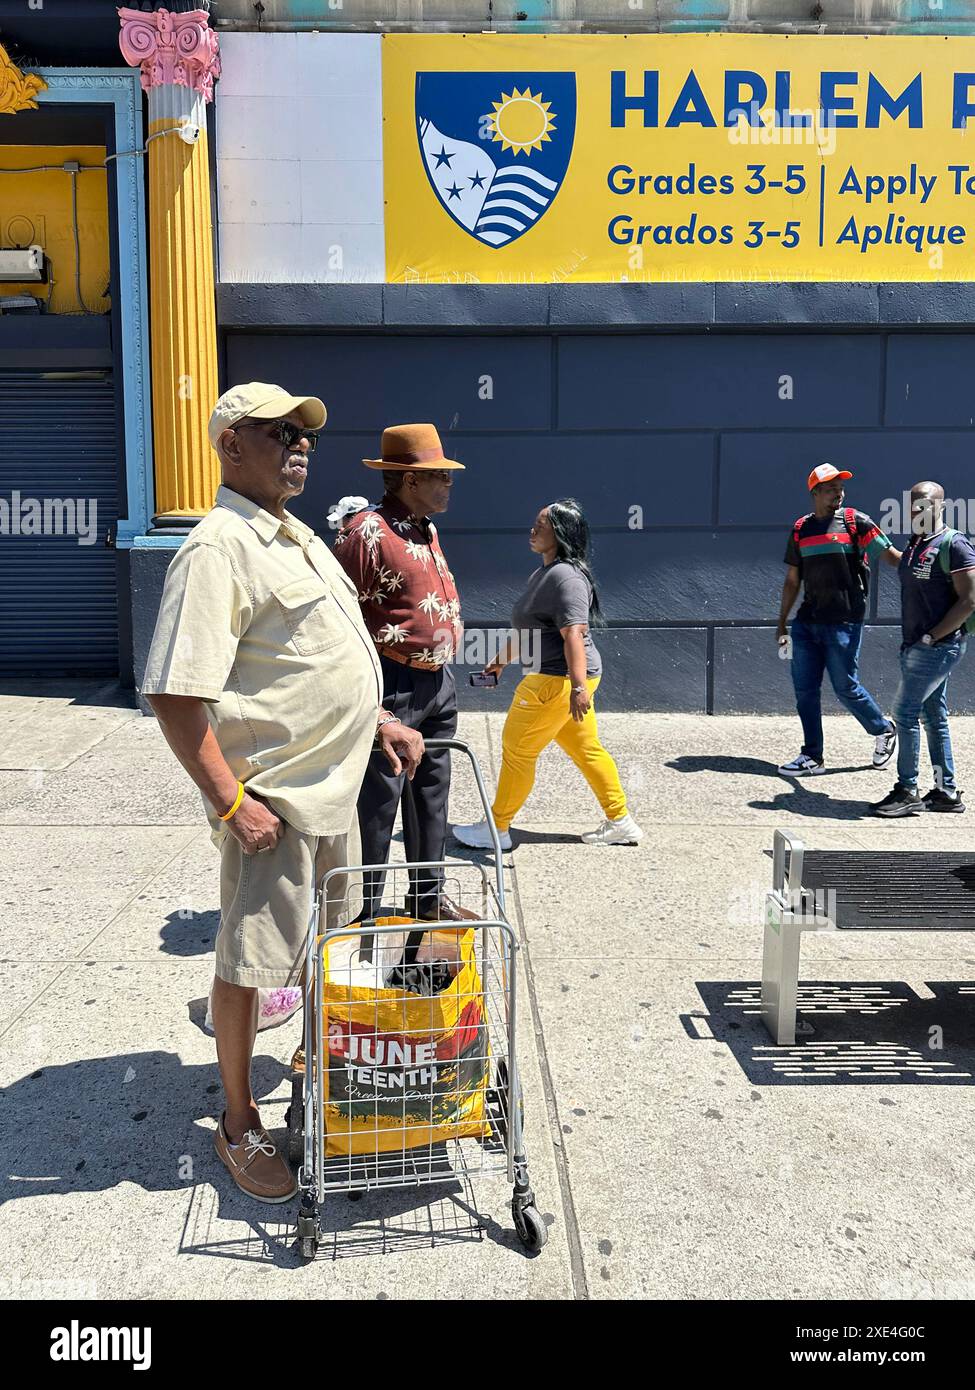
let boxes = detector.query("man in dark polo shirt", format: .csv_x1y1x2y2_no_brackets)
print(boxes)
335,423,475,922
871,480,975,817
776,464,902,776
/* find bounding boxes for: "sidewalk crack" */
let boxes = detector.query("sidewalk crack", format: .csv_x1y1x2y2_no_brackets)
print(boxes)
509,856,590,1300
0,964,72,1043
75,826,206,957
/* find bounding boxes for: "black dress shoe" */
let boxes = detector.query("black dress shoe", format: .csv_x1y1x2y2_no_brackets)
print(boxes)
409,893,480,922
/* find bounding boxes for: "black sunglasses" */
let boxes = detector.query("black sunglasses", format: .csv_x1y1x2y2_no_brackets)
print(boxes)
235,418,320,452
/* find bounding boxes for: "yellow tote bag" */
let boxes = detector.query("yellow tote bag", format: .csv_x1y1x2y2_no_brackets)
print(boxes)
321,919,489,1157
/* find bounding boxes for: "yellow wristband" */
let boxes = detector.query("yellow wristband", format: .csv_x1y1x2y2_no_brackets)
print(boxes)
219,781,245,821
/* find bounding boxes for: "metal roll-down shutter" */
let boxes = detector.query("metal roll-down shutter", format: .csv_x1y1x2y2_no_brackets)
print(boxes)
0,368,119,674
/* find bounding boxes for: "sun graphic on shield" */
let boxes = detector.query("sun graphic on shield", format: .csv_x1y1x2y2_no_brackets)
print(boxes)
487,87,556,157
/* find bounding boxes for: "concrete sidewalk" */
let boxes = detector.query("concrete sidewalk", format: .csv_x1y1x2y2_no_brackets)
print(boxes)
2,682,975,1300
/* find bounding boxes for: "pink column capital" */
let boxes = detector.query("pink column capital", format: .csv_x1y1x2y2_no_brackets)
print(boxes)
117,6,221,102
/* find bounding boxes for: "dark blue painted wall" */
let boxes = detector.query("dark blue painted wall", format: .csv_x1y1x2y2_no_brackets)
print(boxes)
224,328,975,715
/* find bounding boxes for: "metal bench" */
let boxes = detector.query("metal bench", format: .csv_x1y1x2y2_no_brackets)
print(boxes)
761,830,975,1045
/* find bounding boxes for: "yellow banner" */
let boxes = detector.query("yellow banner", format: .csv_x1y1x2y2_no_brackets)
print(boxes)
383,33,975,283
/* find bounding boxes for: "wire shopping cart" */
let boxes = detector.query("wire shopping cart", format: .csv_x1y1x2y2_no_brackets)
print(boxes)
288,739,546,1260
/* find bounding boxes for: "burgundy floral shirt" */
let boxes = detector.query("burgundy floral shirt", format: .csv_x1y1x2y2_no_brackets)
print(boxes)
333,492,462,665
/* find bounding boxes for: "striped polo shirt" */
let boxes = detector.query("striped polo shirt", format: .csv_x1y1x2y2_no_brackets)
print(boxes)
784,507,892,624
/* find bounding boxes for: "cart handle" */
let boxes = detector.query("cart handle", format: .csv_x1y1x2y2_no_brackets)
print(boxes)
423,737,506,914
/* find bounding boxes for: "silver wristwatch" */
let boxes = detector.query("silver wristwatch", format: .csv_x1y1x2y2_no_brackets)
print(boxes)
921,633,935,647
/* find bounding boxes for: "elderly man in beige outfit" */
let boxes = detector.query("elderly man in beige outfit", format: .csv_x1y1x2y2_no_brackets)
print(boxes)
143,382,423,1204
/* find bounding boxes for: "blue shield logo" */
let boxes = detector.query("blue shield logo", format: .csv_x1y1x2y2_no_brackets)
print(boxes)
415,71,576,248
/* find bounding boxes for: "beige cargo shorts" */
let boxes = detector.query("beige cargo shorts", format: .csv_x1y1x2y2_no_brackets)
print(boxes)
214,815,363,988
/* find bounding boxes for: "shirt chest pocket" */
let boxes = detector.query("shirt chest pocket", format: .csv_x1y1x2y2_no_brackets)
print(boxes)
273,576,349,657
335,568,359,600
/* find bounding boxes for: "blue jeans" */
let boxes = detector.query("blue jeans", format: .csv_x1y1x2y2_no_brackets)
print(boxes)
790,619,889,761
893,637,966,791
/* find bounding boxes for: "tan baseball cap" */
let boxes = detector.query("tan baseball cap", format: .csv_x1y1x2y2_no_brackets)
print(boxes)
207,381,327,449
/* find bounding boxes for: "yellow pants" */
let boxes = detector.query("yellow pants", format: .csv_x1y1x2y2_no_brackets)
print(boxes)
491,673,628,831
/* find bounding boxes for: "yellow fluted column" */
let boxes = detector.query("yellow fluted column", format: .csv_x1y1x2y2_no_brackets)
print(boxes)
119,6,221,525
145,109,220,521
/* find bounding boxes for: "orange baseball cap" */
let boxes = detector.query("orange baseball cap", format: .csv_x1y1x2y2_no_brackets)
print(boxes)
807,463,853,491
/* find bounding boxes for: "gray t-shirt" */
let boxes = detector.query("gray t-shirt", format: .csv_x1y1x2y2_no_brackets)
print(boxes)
510,561,602,678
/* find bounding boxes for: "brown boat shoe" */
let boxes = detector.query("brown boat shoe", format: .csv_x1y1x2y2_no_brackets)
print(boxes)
214,1113,298,1204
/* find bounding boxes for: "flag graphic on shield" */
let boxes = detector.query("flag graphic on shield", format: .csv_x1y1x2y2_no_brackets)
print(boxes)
415,71,576,248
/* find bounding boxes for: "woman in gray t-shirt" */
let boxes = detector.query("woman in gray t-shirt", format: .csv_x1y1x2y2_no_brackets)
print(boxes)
453,498,643,849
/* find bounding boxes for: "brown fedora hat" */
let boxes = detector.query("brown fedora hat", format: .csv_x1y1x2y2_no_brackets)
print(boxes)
362,423,465,471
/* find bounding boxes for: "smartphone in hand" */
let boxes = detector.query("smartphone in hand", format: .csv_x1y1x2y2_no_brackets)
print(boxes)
469,671,499,687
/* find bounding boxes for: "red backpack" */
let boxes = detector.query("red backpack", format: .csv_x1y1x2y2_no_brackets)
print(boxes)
792,507,868,596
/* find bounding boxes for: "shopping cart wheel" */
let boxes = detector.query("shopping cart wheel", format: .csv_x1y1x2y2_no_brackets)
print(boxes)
512,1198,548,1253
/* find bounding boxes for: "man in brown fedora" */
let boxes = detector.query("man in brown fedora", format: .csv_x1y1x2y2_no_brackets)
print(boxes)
335,423,475,922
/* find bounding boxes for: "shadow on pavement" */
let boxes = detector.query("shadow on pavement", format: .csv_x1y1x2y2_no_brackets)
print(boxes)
160,909,219,958
508,830,579,846
447,830,576,856
177,1166,502,1268
0,679,136,708
684,980,975,1084
1,1050,286,1206
1,1048,530,1265
666,754,866,778
664,753,879,819
746,785,874,819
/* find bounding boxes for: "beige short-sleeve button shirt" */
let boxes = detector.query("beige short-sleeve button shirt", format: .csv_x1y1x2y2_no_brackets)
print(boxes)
142,485,383,836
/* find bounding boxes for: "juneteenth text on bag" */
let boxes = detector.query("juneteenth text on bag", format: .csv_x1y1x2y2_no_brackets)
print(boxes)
320,918,490,1156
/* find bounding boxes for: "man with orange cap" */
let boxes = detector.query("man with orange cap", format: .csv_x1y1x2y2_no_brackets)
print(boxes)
776,463,902,776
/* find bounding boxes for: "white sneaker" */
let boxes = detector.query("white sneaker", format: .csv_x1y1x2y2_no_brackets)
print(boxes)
451,819,512,851
777,753,825,777
580,814,644,846
873,722,897,768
